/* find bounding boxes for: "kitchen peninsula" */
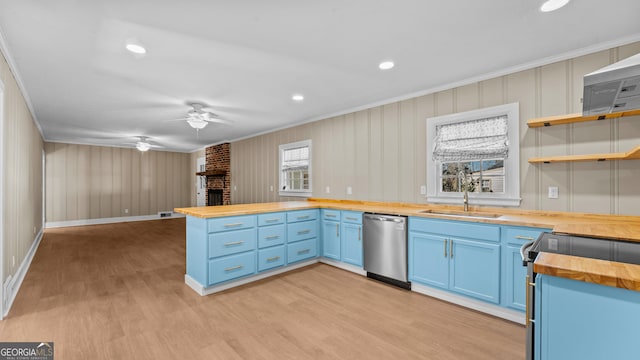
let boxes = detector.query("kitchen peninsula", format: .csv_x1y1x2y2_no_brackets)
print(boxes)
175,199,640,322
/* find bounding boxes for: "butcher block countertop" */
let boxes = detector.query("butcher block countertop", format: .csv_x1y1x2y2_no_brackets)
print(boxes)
175,198,640,290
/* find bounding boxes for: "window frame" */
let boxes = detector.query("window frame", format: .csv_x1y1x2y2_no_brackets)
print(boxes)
426,103,521,207
279,139,312,197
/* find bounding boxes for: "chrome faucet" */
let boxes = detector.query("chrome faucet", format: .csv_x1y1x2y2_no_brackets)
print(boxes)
458,170,469,212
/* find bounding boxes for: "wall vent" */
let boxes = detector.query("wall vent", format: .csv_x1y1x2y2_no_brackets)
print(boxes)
158,211,173,218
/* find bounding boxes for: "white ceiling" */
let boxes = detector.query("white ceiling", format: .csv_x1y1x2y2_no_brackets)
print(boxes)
1,0,639,152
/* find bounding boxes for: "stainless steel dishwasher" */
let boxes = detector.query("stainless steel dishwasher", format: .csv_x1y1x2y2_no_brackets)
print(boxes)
363,213,411,289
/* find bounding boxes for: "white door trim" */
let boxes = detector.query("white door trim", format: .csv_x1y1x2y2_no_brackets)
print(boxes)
0,78,5,319
196,156,206,206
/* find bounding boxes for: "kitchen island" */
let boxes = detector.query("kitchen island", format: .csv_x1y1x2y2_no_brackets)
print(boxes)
175,198,640,326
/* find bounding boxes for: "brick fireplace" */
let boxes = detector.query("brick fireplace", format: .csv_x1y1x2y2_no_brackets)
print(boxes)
205,143,231,206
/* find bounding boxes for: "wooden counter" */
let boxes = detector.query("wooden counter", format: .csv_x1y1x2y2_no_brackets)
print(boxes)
175,198,640,291
534,252,640,291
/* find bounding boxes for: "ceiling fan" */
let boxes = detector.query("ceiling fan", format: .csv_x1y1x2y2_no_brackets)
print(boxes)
174,103,230,131
129,136,161,152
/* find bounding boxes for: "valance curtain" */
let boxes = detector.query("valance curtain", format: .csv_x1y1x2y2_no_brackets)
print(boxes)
432,115,509,161
282,146,309,171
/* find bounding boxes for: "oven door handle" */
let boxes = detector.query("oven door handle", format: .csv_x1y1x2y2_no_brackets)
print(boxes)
520,241,536,266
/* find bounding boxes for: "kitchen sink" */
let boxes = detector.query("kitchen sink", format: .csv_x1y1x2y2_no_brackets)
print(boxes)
418,209,502,219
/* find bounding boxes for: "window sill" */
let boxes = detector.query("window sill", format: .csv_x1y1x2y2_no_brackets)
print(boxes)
279,191,312,198
427,195,521,207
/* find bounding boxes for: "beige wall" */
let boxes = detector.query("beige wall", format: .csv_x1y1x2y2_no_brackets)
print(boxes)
231,41,640,216
45,143,191,222
1,51,44,284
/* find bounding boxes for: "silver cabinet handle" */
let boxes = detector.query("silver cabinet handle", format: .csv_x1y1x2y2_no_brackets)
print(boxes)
297,229,310,235
265,218,280,223
224,265,243,271
297,249,310,255
224,222,243,228
264,235,280,240
346,217,359,221
266,256,281,262
516,235,536,241
450,239,453,258
224,241,244,246
325,214,337,218
358,227,361,241
444,239,447,257
336,223,339,237
297,215,310,220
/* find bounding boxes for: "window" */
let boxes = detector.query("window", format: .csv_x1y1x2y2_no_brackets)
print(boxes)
279,140,312,197
426,103,520,207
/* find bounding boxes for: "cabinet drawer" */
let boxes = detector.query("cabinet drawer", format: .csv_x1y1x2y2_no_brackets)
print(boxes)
208,251,256,285
322,209,340,221
287,220,318,243
287,209,318,223
258,246,285,272
287,238,317,264
208,215,256,233
341,211,363,224
503,227,546,245
208,228,257,258
258,225,286,248
410,217,500,243
258,212,286,226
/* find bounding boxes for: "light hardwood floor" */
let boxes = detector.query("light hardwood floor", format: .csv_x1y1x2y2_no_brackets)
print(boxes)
0,218,525,359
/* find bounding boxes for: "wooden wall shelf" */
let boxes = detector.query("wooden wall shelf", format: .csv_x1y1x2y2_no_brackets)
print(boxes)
527,109,640,128
195,169,227,177
529,145,640,163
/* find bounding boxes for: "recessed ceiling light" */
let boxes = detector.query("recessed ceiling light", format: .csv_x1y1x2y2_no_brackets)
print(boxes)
379,61,395,70
292,94,304,102
540,0,571,12
126,43,146,55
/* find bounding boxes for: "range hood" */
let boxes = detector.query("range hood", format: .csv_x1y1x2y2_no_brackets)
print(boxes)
583,52,640,116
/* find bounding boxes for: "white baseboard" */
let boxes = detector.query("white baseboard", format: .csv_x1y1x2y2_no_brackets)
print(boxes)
411,282,525,325
45,212,185,228
186,259,320,296
3,229,44,318
319,258,366,276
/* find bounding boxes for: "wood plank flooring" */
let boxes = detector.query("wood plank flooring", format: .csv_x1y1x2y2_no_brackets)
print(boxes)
0,218,525,359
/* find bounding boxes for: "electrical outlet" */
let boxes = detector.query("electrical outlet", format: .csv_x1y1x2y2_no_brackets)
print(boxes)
12,256,15,267
347,186,352,195
269,185,274,192
548,186,559,199
420,185,427,195
325,186,330,194
124,209,129,214
33,226,36,235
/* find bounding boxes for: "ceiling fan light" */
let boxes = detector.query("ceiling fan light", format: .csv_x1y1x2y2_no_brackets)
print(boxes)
187,118,208,129
136,141,151,152
540,0,571,12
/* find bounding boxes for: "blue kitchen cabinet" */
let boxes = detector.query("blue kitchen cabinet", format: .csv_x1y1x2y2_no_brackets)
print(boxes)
321,209,341,260
409,232,449,289
409,217,501,304
340,211,363,266
257,212,286,272
186,214,258,286
535,274,640,360
286,209,319,264
500,226,549,311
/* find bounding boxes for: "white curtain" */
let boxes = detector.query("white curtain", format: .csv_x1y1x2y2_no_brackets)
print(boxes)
433,115,509,161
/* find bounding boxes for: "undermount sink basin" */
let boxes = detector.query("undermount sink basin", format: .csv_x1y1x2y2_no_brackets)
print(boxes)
418,209,502,219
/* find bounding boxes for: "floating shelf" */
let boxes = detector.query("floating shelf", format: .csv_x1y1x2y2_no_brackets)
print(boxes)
195,169,227,176
527,109,640,128
529,145,640,163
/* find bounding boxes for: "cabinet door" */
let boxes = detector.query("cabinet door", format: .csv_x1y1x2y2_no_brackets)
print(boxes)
409,233,449,289
341,222,362,266
503,242,527,311
450,238,500,303
322,220,341,260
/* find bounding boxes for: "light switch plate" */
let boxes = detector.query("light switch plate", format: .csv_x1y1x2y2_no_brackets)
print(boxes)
548,186,559,199
325,186,330,194
420,185,427,195
347,186,352,195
